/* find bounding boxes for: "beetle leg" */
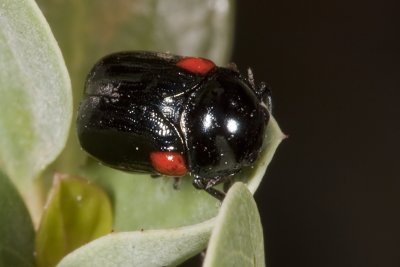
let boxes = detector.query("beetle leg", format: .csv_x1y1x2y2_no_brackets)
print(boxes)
192,176,206,190
247,68,256,89
151,174,162,178
204,187,225,201
193,176,226,201
173,177,182,190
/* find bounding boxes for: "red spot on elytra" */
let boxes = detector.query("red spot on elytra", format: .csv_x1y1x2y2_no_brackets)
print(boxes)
150,151,188,176
176,57,215,75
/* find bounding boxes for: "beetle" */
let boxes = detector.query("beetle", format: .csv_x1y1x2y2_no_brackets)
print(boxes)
77,51,271,200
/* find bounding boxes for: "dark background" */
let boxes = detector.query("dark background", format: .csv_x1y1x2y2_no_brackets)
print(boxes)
232,1,400,266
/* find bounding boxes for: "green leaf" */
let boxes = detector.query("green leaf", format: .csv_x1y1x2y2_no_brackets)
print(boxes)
0,170,35,267
203,182,265,267
79,164,220,231
57,219,214,267
36,0,235,174
0,0,72,212
35,175,113,267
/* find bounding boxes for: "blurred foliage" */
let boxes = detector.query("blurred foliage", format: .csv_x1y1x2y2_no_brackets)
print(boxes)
35,175,112,267
0,170,35,267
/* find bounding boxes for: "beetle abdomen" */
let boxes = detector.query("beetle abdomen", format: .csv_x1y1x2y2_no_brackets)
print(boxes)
77,52,204,174
77,95,185,172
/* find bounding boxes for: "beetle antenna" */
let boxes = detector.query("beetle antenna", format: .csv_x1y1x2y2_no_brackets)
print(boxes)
247,68,256,89
258,82,273,112
247,68,273,112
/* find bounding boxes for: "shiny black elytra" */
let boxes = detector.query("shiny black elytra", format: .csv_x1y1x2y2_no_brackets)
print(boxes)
77,51,271,200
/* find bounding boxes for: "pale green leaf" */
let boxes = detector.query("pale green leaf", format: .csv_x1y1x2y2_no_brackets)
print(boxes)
79,165,220,231
35,175,113,267
57,219,214,267
203,182,265,267
0,170,35,267
0,0,72,211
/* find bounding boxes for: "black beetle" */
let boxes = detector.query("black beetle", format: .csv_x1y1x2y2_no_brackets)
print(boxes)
77,51,271,200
